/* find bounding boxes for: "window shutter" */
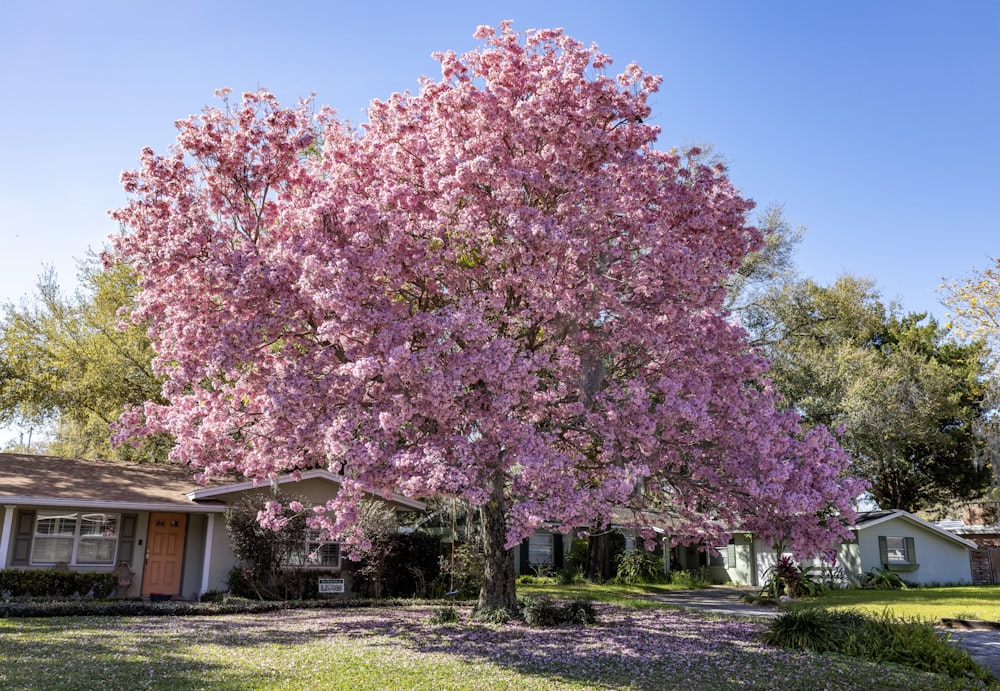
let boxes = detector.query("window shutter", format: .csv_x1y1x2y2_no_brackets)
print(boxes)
519,538,530,575
727,543,737,568
878,536,888,565
117,514,138,565
553,533,564,570
905,537,916,564
11,510,35,566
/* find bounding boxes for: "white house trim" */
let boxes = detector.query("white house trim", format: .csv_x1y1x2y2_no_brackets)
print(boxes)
0,504,15,569
200,513,215,597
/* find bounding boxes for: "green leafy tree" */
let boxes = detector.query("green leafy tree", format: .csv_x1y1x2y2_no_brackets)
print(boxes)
0,260,168,460
760,276,991,513
725,203,804,338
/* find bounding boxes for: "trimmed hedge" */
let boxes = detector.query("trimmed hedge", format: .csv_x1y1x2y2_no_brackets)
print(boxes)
0,569,117,598
0,596,472,618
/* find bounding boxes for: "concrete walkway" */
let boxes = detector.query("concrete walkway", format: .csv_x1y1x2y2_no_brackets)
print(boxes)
646,586,1000,682
644,585,779,619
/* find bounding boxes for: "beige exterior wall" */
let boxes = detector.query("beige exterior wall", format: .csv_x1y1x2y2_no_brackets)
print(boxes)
206,513,237,594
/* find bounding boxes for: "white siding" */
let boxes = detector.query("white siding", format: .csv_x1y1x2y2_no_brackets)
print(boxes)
714,533,755,586
857,516,972,586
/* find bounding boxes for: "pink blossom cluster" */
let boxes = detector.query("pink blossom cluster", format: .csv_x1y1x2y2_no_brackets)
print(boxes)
109,23,863,557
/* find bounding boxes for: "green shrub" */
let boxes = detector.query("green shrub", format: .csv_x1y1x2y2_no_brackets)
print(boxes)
0,596,468,618
472,606,513,625
669,568,713,589
378,532,443,598
562,599,598,625
762,607,839,651
863,566,907,590
436,543,484,599
517,596,599,627
0,569,116,599
763,608,994,685
224,491,315,600
565,538,588,570
614,549,666,585
759,559,826,599
519,595,564,627
558,566,584,585
426,606,461,624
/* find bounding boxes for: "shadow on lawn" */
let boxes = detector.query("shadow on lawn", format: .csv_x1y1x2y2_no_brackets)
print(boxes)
0,620,249,690
0,605,959,690
0,606,775,690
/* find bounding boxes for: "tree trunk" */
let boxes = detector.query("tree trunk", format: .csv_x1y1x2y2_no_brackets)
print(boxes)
584,531,617,581
477,471,517,612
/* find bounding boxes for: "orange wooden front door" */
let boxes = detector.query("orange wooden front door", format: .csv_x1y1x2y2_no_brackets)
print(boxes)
141,513,187,596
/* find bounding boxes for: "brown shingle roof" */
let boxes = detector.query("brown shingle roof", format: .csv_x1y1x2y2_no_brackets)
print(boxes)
0,452,209,508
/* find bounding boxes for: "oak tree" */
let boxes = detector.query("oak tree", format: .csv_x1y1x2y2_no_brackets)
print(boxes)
0,261,167,460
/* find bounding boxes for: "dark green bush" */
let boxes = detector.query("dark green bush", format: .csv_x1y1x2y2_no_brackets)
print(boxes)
863,566,907,590
0,569,116,599
614,549,666,585
426,606,461,624
472,606,513,625
763,608,994,685
0,596,470,618
562,599,598,625
517,596,600,627
355,531,443,598
519,595,564,626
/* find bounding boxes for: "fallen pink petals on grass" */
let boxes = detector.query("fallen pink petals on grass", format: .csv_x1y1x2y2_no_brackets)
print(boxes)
0,605,987,690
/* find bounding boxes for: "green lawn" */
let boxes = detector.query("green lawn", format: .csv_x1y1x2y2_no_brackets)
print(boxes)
791,585,1000,622
0,604,985,690
515,578,696,606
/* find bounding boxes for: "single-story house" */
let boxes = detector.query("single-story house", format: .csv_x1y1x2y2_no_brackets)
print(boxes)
712,510,978,587
0,452,424,600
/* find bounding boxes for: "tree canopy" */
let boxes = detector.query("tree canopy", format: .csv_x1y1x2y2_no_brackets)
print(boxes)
110,24,862,610
0,260,168,461
758,276,991,513
942,257,1000,356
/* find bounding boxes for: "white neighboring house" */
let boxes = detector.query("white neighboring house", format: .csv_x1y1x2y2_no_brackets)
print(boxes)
0,452,424,600
711,510,978,587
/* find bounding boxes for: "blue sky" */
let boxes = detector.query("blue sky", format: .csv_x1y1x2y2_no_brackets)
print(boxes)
1,0,997,324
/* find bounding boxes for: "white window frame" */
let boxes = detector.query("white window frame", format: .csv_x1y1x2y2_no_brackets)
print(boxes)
31,512,120,566
303,529,341,570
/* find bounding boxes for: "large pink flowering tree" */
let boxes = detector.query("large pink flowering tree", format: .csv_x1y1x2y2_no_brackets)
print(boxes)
110,24,864,611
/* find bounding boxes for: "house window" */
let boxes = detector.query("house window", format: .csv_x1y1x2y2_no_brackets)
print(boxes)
304,529,341,569
878,535,917,571
32,512,120,565
528,532,554,566
884,537,908,563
